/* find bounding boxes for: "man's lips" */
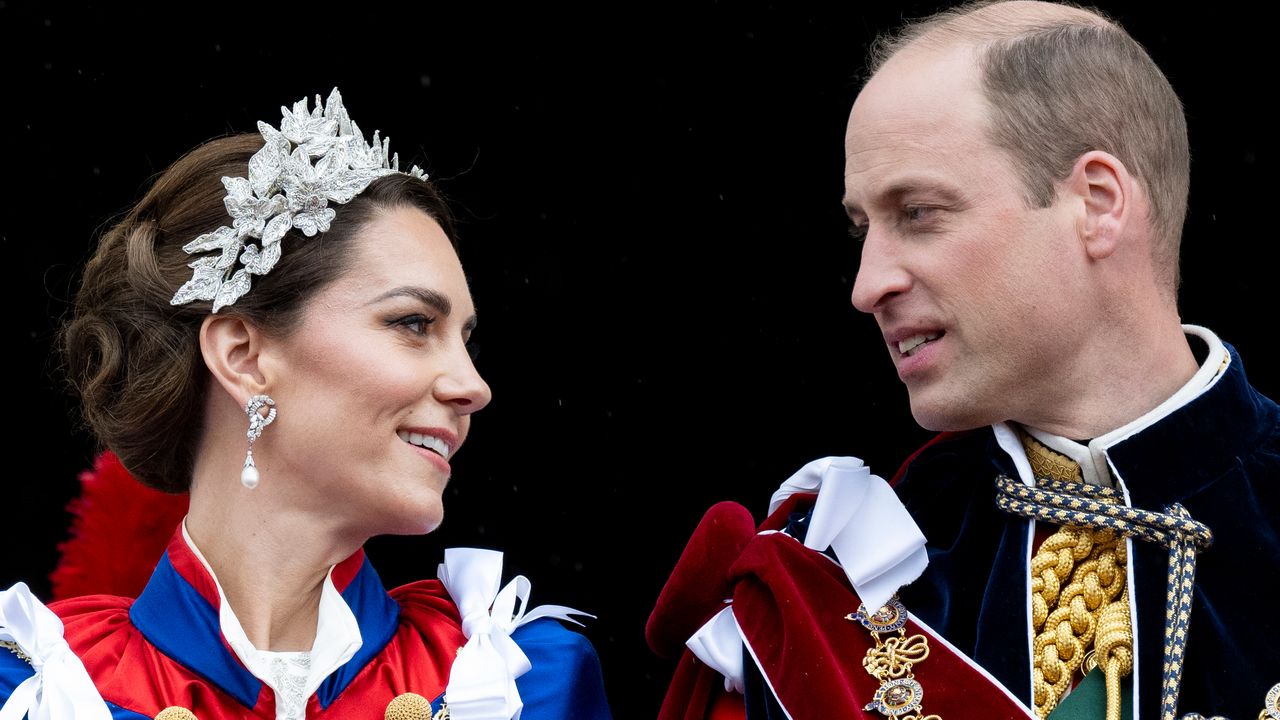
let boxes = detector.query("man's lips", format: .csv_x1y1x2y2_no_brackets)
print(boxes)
883,327,946,358
896,331,944,357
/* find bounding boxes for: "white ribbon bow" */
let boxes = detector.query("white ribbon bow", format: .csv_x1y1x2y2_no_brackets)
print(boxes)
769,456,928,613
438,548,591,720
0,583,111,720
686,457,930,693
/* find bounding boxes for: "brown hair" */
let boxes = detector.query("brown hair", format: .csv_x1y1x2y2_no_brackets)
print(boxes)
60,133,456,492
868,1,1190,292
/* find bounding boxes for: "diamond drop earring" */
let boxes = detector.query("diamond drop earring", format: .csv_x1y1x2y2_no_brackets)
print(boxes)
241,395,277,489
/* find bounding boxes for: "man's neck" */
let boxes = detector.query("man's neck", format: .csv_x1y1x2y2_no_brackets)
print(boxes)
1015,320,1200,440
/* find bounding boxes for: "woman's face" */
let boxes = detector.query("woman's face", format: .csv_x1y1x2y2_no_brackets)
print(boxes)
260,205,491,536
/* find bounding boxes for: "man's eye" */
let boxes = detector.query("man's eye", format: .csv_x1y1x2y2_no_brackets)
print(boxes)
904,205,935,222
465,337,481,362
848,223,868,241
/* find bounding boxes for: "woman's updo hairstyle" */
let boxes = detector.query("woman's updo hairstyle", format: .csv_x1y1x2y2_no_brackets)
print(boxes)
60,132,456,492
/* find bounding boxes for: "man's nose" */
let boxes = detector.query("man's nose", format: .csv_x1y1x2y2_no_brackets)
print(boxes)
850,231,912,313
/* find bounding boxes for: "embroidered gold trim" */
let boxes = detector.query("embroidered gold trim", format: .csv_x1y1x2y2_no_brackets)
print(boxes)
1022,433,1085,485
0,639,32,665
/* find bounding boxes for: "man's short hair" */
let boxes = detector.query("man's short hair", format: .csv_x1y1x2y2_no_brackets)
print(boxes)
869,1,1190,291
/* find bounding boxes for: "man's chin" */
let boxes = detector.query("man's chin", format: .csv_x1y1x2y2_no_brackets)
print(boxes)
908,395,992,432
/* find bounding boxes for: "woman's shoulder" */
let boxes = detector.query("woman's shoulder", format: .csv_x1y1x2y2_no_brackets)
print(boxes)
508,616,611,718
389,576,604,675
0,584,156,719
384,552,613,719
49,591,135,636
387,577,463,625
48,592,159,695
379,577,475,655
386,576,603,669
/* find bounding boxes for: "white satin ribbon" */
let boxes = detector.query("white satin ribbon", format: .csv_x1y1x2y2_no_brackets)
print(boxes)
438,548,591,720
769,456,928,616
686,457,929,694
0,583,111,720
685,606,745,693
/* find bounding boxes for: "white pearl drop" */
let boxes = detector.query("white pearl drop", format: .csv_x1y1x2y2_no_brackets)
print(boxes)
241,465,260,490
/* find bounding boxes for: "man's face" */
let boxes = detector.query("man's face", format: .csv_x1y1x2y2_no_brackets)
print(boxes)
844,45,1086,431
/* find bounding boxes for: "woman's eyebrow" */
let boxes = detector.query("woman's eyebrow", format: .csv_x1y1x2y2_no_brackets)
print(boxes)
366,286,452,316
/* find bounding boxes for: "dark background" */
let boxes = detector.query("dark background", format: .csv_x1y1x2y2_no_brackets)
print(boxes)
2,2,1273,716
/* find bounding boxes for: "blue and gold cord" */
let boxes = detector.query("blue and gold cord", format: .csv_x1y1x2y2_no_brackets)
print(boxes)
995,475,1213,720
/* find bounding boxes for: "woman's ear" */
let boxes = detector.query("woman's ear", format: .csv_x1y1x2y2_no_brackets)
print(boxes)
200,314,269,407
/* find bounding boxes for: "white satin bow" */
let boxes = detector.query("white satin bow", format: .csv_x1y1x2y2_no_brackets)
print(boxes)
769,456,928,613
687,457,929,693
438,548,591,720
0,583,111,720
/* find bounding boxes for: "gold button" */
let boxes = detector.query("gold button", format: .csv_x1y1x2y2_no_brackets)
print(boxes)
155,707,197,720
385,692,432,720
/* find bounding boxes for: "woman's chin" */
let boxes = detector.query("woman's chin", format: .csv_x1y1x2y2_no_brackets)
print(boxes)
378,504,444,536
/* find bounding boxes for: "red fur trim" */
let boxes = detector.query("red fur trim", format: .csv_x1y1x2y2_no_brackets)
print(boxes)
50,451,189,600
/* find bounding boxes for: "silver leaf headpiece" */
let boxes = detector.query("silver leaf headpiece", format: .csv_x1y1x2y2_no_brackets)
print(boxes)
170,88,428,312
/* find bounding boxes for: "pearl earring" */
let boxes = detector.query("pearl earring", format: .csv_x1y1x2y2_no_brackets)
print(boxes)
241,394,277,489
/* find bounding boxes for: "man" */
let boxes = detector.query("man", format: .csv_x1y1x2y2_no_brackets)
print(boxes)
648,2,1278,719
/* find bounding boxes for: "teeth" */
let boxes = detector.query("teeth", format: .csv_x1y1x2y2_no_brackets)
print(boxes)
898,333,941,356
397,430,451,458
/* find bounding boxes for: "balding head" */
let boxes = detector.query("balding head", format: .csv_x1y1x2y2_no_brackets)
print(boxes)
869,0,1110,66
868,1,1190,295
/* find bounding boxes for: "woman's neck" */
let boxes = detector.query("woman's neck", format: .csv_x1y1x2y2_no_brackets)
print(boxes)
184,471,364,652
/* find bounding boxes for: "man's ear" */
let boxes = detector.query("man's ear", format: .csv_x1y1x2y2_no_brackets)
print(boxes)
200,313,270,408
1066,150,1133,260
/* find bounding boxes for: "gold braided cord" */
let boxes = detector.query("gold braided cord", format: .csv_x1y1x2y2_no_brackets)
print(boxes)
1021,433,1133,720
1096,594,1134,720
1030,523,1129,717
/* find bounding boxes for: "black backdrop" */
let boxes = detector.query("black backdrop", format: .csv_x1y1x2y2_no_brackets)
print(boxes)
3,2,1273,716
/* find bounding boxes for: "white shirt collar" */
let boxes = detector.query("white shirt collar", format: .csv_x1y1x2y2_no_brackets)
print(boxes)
179,521,363,710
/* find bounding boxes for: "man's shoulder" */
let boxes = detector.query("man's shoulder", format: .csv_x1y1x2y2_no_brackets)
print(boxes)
893,429,1001,493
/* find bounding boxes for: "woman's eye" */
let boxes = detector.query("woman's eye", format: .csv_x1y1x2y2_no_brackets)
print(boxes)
394,315,434,335
465,337,481,362
848,222,868,241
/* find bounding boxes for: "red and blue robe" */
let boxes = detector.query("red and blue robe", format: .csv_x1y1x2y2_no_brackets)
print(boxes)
1,529,612,719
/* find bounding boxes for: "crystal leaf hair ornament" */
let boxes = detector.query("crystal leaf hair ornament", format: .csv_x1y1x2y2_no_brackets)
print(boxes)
170,88,428,312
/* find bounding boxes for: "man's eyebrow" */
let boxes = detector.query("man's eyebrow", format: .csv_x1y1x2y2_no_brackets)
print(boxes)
366,286,452,316
843,179,962,218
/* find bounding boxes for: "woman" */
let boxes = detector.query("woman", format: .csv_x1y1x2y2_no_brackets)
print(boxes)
0,89,611,720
